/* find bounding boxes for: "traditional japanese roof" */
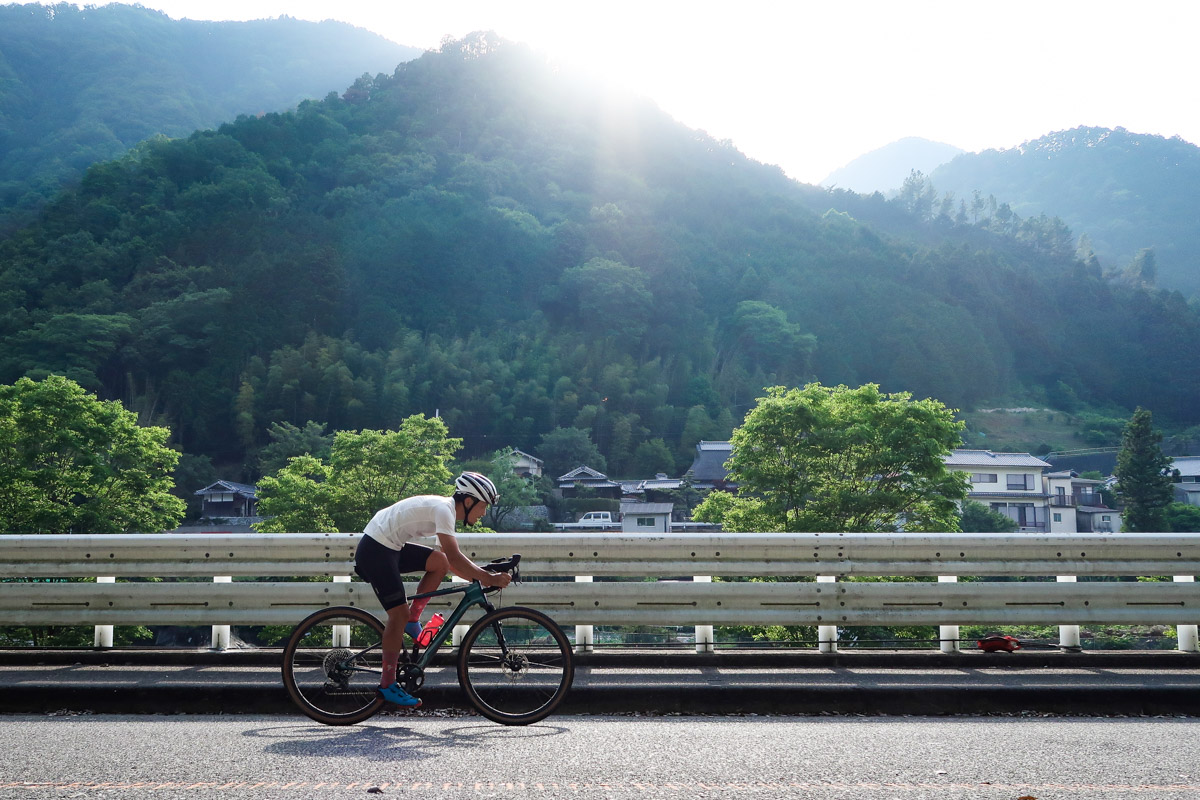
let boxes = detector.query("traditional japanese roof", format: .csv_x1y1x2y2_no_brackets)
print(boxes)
557,465,608,481
689,440,734,483
944,449,1052,469
556,465,621,489
195,480,258,497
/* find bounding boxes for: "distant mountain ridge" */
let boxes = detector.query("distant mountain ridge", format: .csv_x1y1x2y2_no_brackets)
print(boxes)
822,137,964,193
930,126,1200,295
2,35,1199,478
0,1,421,226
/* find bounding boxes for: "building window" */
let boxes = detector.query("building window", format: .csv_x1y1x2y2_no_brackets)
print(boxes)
636,517,655,527
970,473,998,483
1007,474,1032,490
1053,513,1062,522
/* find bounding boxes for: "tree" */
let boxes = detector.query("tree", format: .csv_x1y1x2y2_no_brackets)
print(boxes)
0,375,185,533
1165,502,1200,533
480,450,541,531
958,500,1019,533
256,420,334,477
1114,407,1174,532
255,415,461,533
693,383,967,532
630,438,676,477
537,427,606,480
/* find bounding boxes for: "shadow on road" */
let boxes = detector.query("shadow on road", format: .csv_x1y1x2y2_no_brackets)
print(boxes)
242,719,569,762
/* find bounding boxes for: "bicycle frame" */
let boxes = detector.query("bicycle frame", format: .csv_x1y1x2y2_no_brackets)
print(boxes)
407,580,498,668
337,579,498,674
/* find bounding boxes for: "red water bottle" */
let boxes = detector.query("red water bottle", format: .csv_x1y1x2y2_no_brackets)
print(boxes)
416,613,445,647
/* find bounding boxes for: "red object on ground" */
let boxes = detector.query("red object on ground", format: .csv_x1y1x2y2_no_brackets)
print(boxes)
977,634,1021,653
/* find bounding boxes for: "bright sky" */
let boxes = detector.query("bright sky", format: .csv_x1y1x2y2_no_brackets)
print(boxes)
95,0,1200,185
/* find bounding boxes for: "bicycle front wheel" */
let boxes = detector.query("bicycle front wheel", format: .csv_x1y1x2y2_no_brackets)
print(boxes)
457,606,574,725
282,606,386,726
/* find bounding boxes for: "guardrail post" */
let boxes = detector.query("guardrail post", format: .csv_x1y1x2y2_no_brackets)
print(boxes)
1057,575,1081,651
211,576,232,650
938,575,960,653
575,576,594,653
817,575,838,653
93,577,115,649
332,575,350,648
1176,576,1198,652
694,576,714,653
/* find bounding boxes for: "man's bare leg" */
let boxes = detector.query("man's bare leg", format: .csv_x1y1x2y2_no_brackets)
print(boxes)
380,604,410,687
408,551,450,623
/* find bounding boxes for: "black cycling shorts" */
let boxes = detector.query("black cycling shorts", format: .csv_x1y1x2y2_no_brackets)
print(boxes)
354,535,435,611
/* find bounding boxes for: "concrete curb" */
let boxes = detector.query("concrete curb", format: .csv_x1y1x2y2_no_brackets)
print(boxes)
4,647,1199,669
4,649,1198,718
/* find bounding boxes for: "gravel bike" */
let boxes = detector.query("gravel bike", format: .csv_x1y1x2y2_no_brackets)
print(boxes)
281,555,573,726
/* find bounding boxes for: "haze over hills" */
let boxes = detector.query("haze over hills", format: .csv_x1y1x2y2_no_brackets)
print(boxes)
928,127,1200,296
0,1,422,227
821,137,964,194
2,33,1199,480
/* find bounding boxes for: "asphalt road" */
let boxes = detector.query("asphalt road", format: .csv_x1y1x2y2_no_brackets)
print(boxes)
1,713,1198,799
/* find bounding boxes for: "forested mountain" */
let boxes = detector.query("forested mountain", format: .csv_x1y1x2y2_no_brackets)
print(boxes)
929,127,1200,295
2,34,1199,483
0,2,420,227
822,137,963,194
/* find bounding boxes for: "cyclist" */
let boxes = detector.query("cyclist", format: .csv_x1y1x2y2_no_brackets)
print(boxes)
354,471,511,708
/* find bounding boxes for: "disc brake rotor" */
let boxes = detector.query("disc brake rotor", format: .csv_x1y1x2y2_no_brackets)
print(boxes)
501,653,530,681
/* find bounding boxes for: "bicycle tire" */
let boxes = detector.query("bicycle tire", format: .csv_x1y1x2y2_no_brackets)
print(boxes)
281,605,387,726
457,606,574,725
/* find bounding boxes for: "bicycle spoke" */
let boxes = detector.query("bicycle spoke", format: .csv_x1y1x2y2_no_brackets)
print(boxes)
458,607,573,725
282,608,386,725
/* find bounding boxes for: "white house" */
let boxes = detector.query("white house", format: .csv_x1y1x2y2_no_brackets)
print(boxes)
1044,470,1120,533
944,450,1053,531
944,450,1121,533
509,449,544,478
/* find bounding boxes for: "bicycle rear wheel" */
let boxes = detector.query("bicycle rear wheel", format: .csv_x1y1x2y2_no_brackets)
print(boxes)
282,606,386,726
457,606,574,725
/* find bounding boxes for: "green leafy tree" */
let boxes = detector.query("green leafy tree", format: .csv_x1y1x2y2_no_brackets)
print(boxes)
0,375,185,533
693,383,966,532
630,438,676,477
481,450,541,531
1164,502,1200,533
958,500,1019,533
1114,407,1174,532
256,420,334,477
254,415,461,532
537,426,606,480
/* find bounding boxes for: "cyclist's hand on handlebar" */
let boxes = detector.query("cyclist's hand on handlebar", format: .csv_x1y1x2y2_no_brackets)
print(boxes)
481,570,511,589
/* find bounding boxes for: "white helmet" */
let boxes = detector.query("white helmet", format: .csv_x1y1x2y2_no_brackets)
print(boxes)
455,471,499,505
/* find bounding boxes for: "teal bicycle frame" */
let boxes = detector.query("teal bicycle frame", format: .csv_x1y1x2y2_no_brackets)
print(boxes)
405,580,498,668
338,578,500,677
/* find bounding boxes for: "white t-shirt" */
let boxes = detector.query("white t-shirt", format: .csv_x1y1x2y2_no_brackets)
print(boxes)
363,495,456,551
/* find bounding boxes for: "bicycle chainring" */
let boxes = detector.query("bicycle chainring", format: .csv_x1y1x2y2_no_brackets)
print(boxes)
400,662,425,694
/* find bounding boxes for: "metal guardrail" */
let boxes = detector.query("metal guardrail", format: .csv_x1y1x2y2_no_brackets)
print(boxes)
1,532,1198,652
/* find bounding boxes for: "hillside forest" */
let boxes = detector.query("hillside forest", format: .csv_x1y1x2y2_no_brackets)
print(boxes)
2,32,1200,493
0,2,419,229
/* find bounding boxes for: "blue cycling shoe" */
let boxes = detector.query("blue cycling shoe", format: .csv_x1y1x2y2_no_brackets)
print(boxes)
404,621,422,640
377,681,422,707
